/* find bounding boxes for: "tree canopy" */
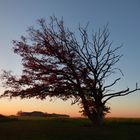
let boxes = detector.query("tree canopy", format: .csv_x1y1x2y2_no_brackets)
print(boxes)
1,16,140,126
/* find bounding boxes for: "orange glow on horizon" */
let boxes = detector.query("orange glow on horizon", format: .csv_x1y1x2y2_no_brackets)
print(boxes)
0,89,140,118
0,98,81,117
0,98,140,118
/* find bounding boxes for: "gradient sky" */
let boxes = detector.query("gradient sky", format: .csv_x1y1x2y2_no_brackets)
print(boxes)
0,0,140,117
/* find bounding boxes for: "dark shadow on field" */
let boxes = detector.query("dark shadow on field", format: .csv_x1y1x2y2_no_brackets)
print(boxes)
0,117,140,140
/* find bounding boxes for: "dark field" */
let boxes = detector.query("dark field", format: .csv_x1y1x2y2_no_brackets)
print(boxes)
0,117,140,140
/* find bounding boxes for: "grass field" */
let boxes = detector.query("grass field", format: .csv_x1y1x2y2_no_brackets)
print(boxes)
0,116,140,140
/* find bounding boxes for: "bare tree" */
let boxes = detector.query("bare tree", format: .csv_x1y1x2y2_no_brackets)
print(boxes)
1,16,140,126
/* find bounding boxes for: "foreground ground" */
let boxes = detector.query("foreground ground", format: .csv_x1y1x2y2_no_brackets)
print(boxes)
0,117,140,140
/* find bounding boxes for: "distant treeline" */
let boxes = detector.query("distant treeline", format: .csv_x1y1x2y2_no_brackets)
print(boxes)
17,111,70,118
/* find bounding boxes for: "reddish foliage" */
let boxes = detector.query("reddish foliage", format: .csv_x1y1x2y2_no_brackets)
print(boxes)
1,17,139,126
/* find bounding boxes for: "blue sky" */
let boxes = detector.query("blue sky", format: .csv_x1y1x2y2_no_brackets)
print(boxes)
0,0,140,117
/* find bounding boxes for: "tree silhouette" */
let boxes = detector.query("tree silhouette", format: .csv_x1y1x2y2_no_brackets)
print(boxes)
1,16,140,126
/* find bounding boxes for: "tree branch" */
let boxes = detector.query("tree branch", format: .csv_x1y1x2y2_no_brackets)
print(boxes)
103,83,140,104
103,78,121,91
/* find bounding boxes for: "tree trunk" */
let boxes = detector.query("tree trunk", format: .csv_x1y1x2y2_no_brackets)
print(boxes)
96,107,104,126
88,108,104,126
81,97,104,126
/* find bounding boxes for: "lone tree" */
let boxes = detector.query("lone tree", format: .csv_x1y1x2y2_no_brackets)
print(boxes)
1,17,140,126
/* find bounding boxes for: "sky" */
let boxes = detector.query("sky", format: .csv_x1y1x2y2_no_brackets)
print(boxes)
0,0,140,117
